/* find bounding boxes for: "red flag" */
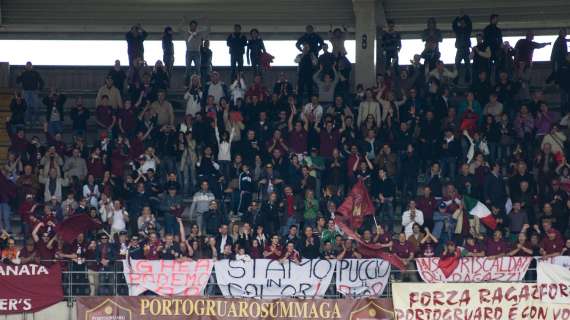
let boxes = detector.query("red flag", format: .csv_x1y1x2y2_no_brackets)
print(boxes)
335,219,405,270
57,213,102,243
336,180,374,229
437,248,461,278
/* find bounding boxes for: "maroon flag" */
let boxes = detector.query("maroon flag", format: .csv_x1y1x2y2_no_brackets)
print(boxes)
336,180,375,229
437,248,461,278
335,219,405,271
57,213,102,243
0,263,63,314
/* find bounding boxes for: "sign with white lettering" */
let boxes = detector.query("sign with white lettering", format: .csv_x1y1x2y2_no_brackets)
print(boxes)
214,259,334,298
336,259,390,297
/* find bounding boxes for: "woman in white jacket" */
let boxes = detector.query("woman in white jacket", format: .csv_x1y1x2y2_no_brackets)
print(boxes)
184,74,203,116
229,73,247,105
215,117,235,178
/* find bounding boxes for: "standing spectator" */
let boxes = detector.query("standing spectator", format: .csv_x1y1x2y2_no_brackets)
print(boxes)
247,29,266,75
203,72,229,105
7,92,27,134
69,97,91,137
421,18,443,49
96,76,123,109
227,24,248,80
452,12,472,82
357,89,381,126
554,53,570,115
329,25,348,58
162,26,175,76
381,20,402,72
483,14,503,71
189,181,216,233
150,90,174,128
401,200,424,238
200,40,213,82
185,20,208,78
514,30,551,69
548,28,569,79
296,25,325,56
16,62,44,127
107,60,126,94
471,33,491,80
295,43,318,101
126,24,148,66
43,88,66,135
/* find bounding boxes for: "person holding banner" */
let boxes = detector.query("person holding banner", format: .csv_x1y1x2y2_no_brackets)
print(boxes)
392,232,418,281
279,241,301,264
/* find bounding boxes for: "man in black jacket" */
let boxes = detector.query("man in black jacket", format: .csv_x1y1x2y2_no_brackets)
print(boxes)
296,25,324,56
126,24,148,66
484,163,507,209
227,24,248,80
483,14,503,69
16,62,44,128
452,13,472,82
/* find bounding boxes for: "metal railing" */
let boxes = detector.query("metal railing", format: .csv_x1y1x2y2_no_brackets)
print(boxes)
39,259,540,300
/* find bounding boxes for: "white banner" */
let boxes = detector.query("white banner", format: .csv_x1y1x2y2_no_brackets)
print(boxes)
538,261,570,304
214,259,335,298
122,259,214,296
393,282,570,320
415,256,532,283
336,259,390,297
540,256,570,269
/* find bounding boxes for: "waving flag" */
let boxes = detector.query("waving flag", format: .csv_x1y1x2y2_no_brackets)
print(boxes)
336,180,375,229
463,195,496,230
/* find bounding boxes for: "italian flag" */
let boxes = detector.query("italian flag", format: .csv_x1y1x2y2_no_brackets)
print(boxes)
464,195,497,230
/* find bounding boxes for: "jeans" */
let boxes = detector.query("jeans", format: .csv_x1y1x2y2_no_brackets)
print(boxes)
455,47,471,81
47,121,63,136
377,199,394,231
163,213,179,236
441,157,457,180
185,50,201,77
22,90,41,126
561,89,569,116
230,54,244,80
0,202,11,233
281,216,298,237
384,50,399,72
164,54,174,76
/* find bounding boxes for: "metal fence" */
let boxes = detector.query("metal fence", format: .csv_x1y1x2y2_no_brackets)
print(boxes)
45,259,540,300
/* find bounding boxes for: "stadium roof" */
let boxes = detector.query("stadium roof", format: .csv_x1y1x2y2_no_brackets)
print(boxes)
0,0,567,39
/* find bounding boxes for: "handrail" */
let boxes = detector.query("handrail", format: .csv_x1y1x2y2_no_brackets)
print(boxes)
26,258,541,299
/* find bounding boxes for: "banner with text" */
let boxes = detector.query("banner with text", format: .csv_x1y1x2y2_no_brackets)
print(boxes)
538,261,570,304
0,263,63,314
214,259,334,298
415,256,532,282
76,296,395,320
336,259,390,297
540,256,570,269
393,282,570,320
123,259,214,296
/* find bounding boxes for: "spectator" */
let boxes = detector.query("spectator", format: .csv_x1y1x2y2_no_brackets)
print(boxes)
227,24,248,80
126,24,147,66
247,28,266,74
381,20,402,71
162,26,174,76
452,12,473,82
16,62,44,127
185,20,208,78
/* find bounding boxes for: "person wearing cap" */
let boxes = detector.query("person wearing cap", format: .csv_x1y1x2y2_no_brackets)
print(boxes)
463,235,485,257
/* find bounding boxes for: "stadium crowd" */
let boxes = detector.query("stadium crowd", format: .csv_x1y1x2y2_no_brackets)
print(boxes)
1,13,570,294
